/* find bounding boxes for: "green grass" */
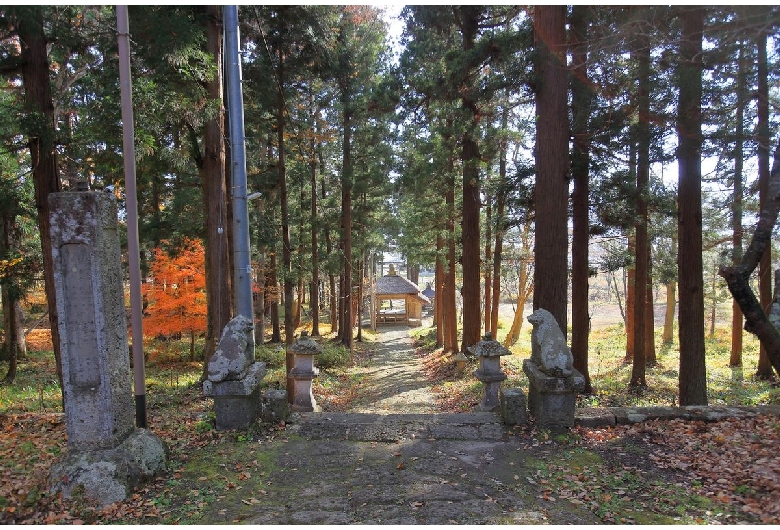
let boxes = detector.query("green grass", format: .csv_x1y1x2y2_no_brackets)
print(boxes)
0,350,63,413
1,319,777,414
500,321,778,408
0,331,357,415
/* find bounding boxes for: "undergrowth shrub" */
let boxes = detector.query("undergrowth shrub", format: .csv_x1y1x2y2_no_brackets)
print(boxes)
317,343,351,369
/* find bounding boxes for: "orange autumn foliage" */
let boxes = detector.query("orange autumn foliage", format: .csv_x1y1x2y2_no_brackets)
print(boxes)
142,239,207,340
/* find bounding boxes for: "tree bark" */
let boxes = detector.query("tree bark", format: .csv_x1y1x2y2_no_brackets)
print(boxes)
15,7,63,394
570,4,593,393
532,5,569,332
255,245,266,345
503,220,534,347
1,203,27,377
443,126,459,354
1,285,20,384
625,236,636,361
730,43,746,367
663,235,677,344
720,140,780,377
339,106,353,350
630,15,650,388
484,202,492,336
200,6,231,380
645,252,657,364
677,6,707,406
503,255,533,346
460,6,482,352
435,234,444,347
754,22,775,380
319,153,338,335
490,94,510,339
310,102,320,336
270,251,281,343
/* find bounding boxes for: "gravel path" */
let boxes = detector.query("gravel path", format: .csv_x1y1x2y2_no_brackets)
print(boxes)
345,325,438,414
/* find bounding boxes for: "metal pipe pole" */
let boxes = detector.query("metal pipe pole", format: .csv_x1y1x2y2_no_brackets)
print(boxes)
223,6,254,326
116,5,146,428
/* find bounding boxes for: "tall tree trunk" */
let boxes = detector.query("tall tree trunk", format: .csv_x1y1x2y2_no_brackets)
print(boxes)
720,142,780,377
490,216,504,339
459,6,482,352
310,106,320,336
16,6,63,393
532,5,569,332
1,285,21,384
355,257,362,342
630,14,650,388
255,245,266,344
435,234,444,347
503,220,534,347
570,4,593,393
625,236,636,361
319,152,338,335
275,51,295,402
677,6,707,406
223,105,236,319
484,202,492,335
730,43,746,367
503,248,534,346
443,125,459,354
270,251,281,343
200,6,231,380
709,266,718,337
276,51,295,352
1,205,27,377
625,138,637,362
755,20,775,380
663,235,677,344
490,93,509,339
645,250,656,364
339,107,353,350
1,203,25,383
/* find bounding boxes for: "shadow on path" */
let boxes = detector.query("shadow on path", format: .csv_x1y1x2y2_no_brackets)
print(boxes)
346,325,438,414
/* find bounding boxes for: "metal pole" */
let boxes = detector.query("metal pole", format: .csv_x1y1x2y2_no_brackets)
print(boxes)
224,5,254,326
116,5,146,428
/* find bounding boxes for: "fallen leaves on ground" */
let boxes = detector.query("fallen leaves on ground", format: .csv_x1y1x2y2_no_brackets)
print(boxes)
533,414,780,524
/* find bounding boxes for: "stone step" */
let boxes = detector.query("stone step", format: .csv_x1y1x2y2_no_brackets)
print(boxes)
288,412,509,442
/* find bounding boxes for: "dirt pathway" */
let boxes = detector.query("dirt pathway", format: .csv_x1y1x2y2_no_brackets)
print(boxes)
345,325,438,414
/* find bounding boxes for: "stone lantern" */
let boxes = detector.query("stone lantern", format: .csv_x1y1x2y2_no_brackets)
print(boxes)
289,331,322,412
468,332,510,412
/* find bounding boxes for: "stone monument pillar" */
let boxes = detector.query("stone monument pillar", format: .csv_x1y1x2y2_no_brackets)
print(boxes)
203,315,267,430
289,331,322,412
523,309,585,431
468,332,510,412
48,191,167,506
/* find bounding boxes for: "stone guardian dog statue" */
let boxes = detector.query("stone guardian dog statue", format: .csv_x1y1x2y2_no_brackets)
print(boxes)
527,308,574,378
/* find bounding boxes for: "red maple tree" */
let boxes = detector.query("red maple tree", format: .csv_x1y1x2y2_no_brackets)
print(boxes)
142,238,207,359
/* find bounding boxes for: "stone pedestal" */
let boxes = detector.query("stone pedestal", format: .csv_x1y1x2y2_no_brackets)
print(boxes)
468,333,510,412
500,388,528,426
203,315,266,430
203,362,267,430
262,389,289,423
48,192,166,506
289,332,322,412
523,359,585,431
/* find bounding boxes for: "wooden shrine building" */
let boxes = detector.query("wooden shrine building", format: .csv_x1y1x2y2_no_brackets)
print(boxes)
372,264,430,328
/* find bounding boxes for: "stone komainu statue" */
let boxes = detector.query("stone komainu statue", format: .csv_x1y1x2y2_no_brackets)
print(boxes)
527,308,574,378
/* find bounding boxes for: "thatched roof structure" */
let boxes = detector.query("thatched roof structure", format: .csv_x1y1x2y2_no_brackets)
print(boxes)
375,265,430,304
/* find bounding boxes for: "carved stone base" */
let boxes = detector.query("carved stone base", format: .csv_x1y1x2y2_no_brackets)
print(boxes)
523,359,585,431
203,362,266,430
